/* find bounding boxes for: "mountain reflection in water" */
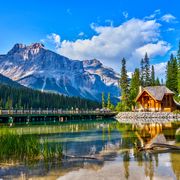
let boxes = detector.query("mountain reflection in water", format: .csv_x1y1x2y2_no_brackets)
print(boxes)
0,119,179,180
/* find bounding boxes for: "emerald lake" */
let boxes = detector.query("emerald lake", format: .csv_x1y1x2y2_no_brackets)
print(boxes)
0,119,180,180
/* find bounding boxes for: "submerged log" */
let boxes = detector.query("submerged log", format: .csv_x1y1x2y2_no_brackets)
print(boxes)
138,134,180,151
63,154,101,160
149,143,180,150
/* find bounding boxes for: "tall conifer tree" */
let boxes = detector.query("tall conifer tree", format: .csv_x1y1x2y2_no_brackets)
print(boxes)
144,53,151,86
119,58,129,109
140,58,145,86
107,92,111,109
129,68,140,107
155,77,160,86
166,54,178,93
151,65,155,86
177,41,180,95
101,92,105,108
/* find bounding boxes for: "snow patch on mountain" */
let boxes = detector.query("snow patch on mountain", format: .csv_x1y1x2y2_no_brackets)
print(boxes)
0,43,120,102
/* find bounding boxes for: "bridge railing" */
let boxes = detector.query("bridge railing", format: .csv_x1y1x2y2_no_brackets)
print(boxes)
0,109,115,115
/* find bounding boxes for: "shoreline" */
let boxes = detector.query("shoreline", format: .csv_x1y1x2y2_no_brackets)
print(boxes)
115,112,180,124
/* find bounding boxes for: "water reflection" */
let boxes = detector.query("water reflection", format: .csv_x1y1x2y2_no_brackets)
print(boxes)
0,120,179,179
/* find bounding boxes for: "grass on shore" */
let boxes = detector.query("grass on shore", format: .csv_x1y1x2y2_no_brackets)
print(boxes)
0,128,63,162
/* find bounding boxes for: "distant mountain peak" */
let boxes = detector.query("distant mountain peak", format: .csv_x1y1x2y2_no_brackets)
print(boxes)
8,43,45,55
83,59,102,66
30,43,44,49
7,43,26,55
0,43,120,102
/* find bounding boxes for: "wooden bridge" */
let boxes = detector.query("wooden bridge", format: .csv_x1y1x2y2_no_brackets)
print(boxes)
0,109,118,124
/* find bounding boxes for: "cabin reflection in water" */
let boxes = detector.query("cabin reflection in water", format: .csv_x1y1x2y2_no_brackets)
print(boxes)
119,122,179,180
0,121,179,180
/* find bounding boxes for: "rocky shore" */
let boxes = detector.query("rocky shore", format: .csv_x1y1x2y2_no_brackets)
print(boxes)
115,112,180,124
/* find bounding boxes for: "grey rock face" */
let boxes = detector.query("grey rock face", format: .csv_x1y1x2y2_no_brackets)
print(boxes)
0,43,120,102
0,73,23,88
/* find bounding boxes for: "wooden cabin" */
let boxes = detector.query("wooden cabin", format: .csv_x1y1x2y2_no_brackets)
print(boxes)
135,86,179,112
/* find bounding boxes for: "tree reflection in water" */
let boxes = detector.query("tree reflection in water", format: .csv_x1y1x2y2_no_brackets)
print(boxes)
110,121,180,180
0,120,179,179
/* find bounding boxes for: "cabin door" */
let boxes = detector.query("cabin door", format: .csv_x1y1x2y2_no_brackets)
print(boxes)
144,96,150,111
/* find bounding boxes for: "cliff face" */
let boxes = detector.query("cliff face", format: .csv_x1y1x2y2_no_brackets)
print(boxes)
0,43,120,102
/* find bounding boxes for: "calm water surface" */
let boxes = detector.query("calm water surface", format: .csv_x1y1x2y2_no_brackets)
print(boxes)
0,119,180,180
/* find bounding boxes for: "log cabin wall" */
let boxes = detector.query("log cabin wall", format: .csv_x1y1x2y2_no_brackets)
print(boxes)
137,92,175,112
137,91,160,111
161,94,175,112
135,86,177,112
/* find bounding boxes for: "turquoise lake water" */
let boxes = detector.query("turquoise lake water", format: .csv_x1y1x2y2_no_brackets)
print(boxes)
0,119,179,180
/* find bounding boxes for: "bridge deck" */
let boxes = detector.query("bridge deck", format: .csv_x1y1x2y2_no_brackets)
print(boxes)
0,109,117,124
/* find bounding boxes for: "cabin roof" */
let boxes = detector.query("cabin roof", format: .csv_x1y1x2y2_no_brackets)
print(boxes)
136,86,174,102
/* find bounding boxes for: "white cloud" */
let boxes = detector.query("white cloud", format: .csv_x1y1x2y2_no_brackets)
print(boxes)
161,14,176,23
145,9,161,20
122,11,128,19
134,41,170,58
127,72,133,78
154,62,167,80
47,33,61,47
78,32,85,37
55,18,170,71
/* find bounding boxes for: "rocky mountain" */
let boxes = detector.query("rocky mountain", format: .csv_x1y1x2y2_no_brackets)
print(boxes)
0,43,120,102
83,59,119,87
0,73,23,88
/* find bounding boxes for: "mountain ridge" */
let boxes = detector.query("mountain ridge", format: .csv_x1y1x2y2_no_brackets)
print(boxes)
0,43,120,102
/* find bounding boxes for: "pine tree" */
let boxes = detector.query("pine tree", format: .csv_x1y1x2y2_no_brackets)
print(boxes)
0,83,100,110
155,77,160,86
166,54,178,93
129,68,140,107
102,92,105,108
119,58,129,110
0,98,3,108
107,92,111,109
172,57,178,92
151,65,155,86
161,78,164,85
177,41,180,95
140,58,145,86
5,96,12,110
166,60,171,88
144,53,151,86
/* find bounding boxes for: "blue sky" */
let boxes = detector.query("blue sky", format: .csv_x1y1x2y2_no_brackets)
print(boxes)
0,0,180,77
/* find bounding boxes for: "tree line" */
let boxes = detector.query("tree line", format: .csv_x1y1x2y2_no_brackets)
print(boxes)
116,41,180,111
166,46,180,95
101,92,115,110
0,83,101,110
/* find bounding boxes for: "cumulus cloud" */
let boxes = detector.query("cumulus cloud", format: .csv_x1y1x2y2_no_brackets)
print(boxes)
145,9,161,20
54,18,170,71
154,62,167,80
122,11,128,19
47,33,61,47
161,14,176,23
78,32,85,37
134,41,170,58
